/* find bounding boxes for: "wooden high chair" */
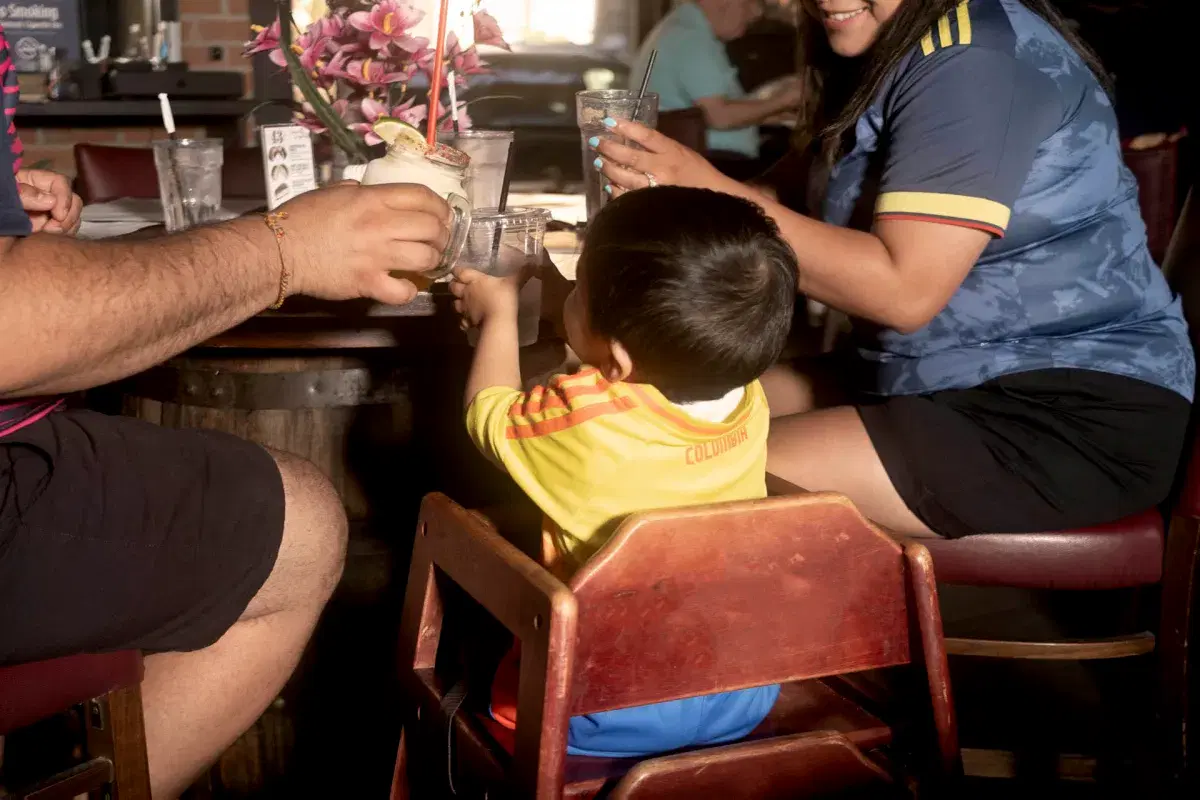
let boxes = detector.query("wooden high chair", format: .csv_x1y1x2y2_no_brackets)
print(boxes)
391,492,960,799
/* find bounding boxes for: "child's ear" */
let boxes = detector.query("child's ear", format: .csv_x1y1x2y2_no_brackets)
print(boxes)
604,339,634,383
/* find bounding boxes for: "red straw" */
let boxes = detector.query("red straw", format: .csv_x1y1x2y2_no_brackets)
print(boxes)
426,0,452,147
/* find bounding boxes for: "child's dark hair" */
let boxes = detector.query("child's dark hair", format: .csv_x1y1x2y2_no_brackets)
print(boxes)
581,186,798,403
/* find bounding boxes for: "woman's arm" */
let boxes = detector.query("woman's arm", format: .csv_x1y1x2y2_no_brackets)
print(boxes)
595,122,989,333
738,193,991,334
597,44,1054,333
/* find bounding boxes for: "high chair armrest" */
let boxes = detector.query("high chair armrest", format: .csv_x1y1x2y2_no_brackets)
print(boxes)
398,493,578,800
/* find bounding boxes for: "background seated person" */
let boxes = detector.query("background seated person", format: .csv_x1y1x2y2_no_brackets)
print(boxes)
632,0,803,181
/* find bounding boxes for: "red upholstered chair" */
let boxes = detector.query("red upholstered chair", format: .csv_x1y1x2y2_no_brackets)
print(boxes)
1123,136,1182,265
391,492,959,799
74,143,267,205
0,651,151,798
656,108,707,154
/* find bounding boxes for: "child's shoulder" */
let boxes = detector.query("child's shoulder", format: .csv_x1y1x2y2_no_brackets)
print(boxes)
516,366,624,415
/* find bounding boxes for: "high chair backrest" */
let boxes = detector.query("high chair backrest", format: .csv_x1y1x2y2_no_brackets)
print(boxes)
399,493,955,799
567,492,927,716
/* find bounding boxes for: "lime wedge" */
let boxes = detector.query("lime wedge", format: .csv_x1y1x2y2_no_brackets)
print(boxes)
373,117,428,153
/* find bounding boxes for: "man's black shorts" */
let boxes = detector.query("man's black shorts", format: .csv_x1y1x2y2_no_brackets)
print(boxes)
857,368,1191,538
0,410,286,665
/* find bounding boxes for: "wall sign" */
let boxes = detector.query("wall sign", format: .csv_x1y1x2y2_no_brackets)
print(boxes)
0,1,81,72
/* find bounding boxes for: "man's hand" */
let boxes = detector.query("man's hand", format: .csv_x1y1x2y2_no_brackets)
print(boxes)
450,266,521,330
17,169,82,235
277,182,452,306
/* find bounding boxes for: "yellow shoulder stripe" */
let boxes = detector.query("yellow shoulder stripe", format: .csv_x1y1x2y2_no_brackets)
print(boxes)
956,0,973,44
922,0,972,56
876,191,1011,232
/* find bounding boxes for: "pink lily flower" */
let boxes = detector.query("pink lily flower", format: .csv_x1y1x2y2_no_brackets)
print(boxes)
295,21,340,73
348,1,426,56
324,50,417,89
343,97,429,145
244,18,286,66
310,12,346,42
450,35,486,77
391,97,429,129
473,11,512,52
295,98,351,135
420,33,487,86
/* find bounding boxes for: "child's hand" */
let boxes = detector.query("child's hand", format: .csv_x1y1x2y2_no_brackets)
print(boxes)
451,253,537,328
450,266,521,329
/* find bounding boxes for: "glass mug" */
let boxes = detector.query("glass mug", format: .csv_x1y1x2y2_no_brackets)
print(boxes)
361,143,473,284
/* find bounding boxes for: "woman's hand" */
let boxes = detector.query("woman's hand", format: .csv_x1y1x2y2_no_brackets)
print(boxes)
592,119,729,198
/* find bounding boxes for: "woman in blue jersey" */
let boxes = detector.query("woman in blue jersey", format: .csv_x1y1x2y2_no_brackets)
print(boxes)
592,0,1194,538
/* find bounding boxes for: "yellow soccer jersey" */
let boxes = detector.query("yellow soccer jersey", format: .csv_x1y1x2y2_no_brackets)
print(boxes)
466,367,770,570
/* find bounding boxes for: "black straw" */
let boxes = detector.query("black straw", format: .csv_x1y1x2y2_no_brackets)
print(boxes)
497,136,517,213
633,49,657,119
490,134,518,267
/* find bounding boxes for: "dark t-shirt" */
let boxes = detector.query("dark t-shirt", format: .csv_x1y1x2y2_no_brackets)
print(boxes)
824,0,1194,400
0,25,63,435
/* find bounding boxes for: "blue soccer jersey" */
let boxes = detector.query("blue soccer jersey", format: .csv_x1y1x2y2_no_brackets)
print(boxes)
824,0,1194,400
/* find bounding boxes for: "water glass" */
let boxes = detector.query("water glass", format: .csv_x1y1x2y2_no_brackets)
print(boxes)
152,138,224,233
576,90,659,222
458,207,551,347
439,130,515,209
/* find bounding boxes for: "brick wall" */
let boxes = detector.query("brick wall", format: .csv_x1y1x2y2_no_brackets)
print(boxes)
19,0,255,177
22,126,211,176
182,0,255,90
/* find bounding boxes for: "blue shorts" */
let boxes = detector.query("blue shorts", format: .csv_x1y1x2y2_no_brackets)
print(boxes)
565,684,781,758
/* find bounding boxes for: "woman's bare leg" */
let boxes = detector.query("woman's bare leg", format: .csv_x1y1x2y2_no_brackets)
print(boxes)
761,359,940,538
760,360,846,418
767,406,940,537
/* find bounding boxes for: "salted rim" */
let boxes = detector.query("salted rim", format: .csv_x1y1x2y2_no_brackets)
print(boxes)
426,143,471,168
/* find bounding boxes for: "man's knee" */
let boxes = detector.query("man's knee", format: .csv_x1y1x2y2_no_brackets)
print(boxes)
248,450,348,617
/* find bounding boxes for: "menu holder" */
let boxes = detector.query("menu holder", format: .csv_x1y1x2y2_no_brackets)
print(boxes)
261,124,319,210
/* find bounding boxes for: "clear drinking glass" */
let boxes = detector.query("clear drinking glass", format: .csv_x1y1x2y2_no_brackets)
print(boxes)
458,207,551,347
439,130,515,209
576,90,659,222
152,138,224,233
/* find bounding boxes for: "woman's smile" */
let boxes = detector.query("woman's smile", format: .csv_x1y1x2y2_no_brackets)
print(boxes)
807,0,901,57
822,6,872,29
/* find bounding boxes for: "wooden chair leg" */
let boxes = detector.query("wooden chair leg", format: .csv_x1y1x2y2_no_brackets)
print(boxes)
86,684,152,800
389,727,410,800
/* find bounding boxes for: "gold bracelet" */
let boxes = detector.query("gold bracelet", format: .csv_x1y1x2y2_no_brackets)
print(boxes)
263,211,290,310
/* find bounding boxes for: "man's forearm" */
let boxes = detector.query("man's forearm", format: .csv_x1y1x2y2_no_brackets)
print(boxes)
0,217,279,397
700,94,794,131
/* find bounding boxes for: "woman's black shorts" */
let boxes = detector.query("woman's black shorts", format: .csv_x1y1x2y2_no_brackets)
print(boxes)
857,369,1191,538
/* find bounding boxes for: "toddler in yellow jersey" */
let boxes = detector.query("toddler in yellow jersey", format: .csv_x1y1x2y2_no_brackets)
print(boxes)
449,185,798,758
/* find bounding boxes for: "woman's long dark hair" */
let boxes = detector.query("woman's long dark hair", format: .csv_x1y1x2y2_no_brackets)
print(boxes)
794,0,1113,163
